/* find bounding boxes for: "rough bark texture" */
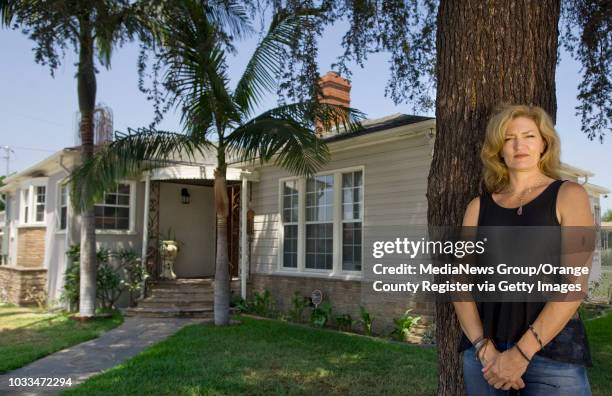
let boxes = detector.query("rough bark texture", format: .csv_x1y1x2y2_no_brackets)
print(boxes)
77,16,98,318
430,1,560,394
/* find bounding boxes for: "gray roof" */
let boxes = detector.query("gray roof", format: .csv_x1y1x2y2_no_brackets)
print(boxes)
323,113,433,143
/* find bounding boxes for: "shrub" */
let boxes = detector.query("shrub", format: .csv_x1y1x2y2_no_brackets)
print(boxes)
252,289,275,317
359,305,374,336
310,302,332,328
116,250,148,306
288,292,309,323
61,245,147,311
421,323,436,345
390,309,421,341
335,313,356,332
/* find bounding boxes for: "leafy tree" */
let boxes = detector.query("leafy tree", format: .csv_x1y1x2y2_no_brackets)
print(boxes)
0,0,153,318
603,209,612,222
251,1,609,394
70,0,363,326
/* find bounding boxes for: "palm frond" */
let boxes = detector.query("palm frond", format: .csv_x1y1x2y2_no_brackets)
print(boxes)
70,128,211,211
233,9,319,117
251,101,365,133
227,117,329,176
204,0,252,41
159,0,239,135
0,0,17,27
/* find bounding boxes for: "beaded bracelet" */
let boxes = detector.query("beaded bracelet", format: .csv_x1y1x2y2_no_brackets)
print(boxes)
528,325,544,349
472,335,484,346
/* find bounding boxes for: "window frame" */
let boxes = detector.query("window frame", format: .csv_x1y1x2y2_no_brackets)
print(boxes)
56,181,70,233
277,166,364,277
94,180,137,235
19,178,48,227
341,170,364,273
280,179,300,270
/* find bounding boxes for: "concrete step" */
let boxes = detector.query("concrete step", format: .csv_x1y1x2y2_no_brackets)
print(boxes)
149,288,214,297
138,300,213,309
150,279,214,289
125,306,214,318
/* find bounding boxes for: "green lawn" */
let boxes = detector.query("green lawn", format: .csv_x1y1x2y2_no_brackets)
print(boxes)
63,313,611,396
0,304,123,373
64,316,438,395
585,310,612,396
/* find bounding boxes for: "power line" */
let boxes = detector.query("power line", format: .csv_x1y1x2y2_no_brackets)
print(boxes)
8,145,57,153
0,110,68,127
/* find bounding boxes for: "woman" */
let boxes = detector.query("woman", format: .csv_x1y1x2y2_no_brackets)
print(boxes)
455,104,594,395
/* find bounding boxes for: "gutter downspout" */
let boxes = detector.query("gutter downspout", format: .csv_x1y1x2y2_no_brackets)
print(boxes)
58,153,73,308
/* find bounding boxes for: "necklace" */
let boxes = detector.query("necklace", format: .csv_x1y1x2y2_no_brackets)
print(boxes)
503,180,552,216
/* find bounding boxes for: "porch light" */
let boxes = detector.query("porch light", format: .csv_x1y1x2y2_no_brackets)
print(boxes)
181,188,190,204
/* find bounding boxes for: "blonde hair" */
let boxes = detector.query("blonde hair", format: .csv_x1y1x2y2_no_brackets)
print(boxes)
481,104,561,193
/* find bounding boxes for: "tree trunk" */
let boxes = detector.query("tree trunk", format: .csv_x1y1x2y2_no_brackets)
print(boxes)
77,17,98,318
214,165,231,325
431,1,560,394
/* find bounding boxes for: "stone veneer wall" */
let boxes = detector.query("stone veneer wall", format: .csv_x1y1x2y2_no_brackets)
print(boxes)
249,273,434,335
16,227,46,268
0,266,47,306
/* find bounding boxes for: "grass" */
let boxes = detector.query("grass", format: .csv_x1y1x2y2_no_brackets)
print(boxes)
0,304,123,373
585,311,612,396
63,313,611,396
63,316,438,395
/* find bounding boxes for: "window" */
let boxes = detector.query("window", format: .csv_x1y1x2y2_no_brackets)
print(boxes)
19,178,47,225
58,184,68,230
279,167,364,275
342,171,363,271
306,175,334,270
22,188,30,224
282,180,299,268
35,186,46,222
94,183,132,231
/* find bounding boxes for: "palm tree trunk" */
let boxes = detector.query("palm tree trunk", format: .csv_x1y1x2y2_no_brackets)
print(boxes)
213,166,231,325
431,1,560,394
77,17,98,318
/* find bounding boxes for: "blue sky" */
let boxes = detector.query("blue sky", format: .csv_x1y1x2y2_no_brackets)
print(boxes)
0,21,610,213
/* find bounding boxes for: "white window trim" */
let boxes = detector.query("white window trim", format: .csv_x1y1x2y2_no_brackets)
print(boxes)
19,178,48,227
56,180,70,234
94,180,137,235
277,166,365,278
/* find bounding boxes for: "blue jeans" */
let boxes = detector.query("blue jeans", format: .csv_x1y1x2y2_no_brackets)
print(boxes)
463,343,591,396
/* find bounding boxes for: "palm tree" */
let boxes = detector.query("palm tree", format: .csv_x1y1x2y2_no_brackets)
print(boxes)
70,0,364,325
0,0,155,318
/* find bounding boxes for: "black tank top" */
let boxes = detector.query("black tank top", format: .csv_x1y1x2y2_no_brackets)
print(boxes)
458,179,592,366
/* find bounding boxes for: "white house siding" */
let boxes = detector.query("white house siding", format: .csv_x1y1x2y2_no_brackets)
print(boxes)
43,170,69,303
250,131,432,275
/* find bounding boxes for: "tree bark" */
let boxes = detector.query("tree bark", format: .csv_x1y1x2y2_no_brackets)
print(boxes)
431,1,560,394
77,15,98,318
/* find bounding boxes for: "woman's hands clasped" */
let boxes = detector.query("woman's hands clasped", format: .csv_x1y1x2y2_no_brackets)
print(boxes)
480,345,527,390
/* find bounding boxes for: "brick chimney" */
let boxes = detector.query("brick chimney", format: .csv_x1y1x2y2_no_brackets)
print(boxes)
316,71,351,137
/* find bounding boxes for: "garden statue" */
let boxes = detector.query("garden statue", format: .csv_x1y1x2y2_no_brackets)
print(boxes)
160,240,179,279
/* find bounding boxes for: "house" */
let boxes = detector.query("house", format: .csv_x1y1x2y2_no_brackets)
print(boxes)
1,74,609,330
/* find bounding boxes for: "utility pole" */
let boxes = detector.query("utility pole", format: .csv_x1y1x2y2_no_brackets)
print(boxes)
0,146,14,177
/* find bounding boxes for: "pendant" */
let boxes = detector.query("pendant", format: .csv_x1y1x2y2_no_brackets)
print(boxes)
517,206,523,215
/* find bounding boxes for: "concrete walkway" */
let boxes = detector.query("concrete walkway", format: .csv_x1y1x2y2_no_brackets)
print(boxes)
0,317,204,396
